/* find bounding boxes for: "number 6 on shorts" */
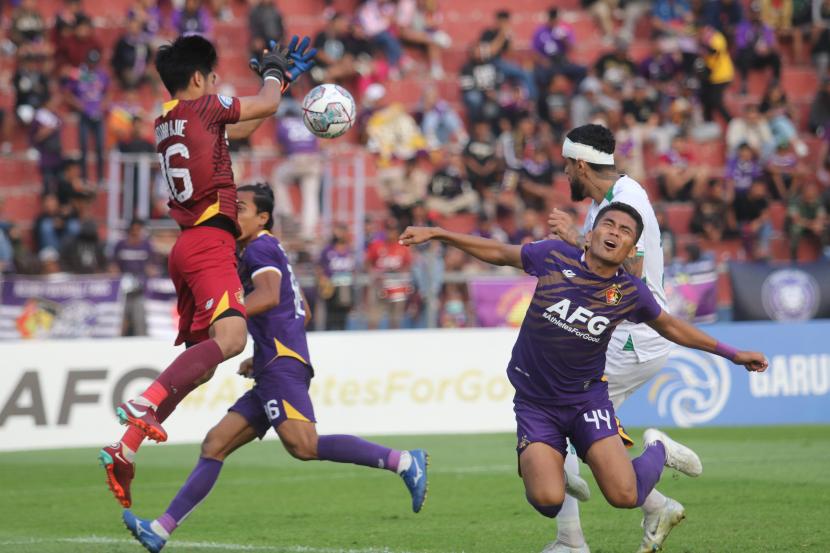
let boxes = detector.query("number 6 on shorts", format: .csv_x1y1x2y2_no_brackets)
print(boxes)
265,399,280,421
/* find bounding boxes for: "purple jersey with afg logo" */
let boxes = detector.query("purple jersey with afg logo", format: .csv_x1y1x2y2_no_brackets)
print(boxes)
509,240,661,406
237,231,312,374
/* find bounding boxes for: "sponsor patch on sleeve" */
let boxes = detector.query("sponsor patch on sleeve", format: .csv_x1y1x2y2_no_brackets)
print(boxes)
218,95,233,109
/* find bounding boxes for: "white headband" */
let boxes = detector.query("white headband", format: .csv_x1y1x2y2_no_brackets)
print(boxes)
562,138,615,165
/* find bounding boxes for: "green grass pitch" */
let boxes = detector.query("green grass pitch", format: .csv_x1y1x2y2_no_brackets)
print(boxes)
1,426,828,553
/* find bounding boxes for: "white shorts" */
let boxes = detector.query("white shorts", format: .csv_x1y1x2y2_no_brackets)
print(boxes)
605,348,672,411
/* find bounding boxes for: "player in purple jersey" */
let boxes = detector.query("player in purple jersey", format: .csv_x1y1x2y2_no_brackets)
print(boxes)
399,202,767,539
122,184,428,553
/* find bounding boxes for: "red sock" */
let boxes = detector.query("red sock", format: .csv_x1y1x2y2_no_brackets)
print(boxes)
121,426,145,453
140,381,168,408
141,339,225,407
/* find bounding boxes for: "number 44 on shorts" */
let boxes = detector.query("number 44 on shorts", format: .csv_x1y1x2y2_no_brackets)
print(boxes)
265,399,280,421
584,409,612,430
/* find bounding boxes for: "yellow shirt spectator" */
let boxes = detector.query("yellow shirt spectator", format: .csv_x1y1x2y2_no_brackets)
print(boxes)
703,29,735,85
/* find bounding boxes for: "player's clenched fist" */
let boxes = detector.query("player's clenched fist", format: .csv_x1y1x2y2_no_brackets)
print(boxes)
548,208,579,246
734,351,769,372
399,226,439,246
237,357,254,378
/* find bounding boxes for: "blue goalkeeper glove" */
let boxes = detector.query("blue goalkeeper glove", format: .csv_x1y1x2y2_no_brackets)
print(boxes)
249,36,316,86
284,35,317,82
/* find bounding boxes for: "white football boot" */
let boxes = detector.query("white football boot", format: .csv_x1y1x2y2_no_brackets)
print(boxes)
541,540,591,553
637,497,686,552
643,429,703,477
564,470,591,502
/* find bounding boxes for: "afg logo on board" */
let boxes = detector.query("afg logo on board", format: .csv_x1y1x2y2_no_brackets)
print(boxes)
648,349,731,427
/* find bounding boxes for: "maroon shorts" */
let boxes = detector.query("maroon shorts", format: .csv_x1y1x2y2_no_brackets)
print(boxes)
168,225,246,345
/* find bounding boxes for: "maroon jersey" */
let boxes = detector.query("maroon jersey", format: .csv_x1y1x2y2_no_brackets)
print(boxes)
154,94,241,232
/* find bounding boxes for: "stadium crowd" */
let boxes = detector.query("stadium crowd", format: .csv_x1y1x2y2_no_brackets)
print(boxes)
1,0,830,331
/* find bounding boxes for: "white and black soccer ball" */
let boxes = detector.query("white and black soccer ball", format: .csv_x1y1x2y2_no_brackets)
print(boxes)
301,84,356,139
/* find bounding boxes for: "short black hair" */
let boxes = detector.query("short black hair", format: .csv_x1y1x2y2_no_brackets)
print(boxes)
593,201,644,243
155,35,218,96
548,7,559,19
565,124,616,172
238,183,274,231
496,10,510,19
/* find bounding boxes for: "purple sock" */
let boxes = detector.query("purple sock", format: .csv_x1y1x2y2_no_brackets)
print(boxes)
317,434,400,472
633,441,666,507
157,457,223,534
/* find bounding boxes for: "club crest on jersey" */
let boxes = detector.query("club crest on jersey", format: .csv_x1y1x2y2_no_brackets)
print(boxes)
218,95,233,109
235,289,245,305
205,298,214,310
604,285,623,305
562,269,576,278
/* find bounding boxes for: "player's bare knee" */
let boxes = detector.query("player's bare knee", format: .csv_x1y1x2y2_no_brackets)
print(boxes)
526,491,563,518
282,433,317,461
200,431,226,461
526,487,565,509
604,484,638,508
213,317,248,358
223,332,247,358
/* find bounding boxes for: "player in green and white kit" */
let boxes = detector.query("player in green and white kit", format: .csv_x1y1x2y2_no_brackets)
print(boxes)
547,125,679,553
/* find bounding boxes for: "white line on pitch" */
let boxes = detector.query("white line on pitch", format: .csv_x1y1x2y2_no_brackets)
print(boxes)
0,535,448,553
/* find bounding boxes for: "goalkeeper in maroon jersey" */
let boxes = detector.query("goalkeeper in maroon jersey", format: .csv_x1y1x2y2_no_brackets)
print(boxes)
99,34,316,508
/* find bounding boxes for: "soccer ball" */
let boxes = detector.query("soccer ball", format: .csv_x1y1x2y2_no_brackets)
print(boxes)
302,84,356,139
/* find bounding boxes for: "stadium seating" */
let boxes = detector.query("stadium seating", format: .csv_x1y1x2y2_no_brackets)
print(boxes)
1,0,823,287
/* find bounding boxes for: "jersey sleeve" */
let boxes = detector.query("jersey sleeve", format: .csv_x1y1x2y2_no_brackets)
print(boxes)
243,238,283,279
521,239,558,277
611,191,648,257
193,94,241,126
627,276,662,323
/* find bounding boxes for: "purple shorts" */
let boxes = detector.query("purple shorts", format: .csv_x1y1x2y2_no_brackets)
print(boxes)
229,357,316,439
514,393,620,461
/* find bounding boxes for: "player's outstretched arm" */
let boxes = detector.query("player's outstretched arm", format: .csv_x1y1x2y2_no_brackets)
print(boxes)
647,311,768,372
237,77,283,122
245,269,282,316
399,226,523,269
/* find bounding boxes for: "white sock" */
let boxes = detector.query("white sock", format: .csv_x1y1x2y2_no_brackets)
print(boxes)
396,450,412,474
132,396,157,409
641,489,668,516
120,443,136,463
150,520,170,540
557,447,586,546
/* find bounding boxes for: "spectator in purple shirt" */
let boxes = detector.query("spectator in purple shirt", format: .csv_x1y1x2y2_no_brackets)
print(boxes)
111,219,158,280
273,99,322,240
734,5,781,94
725,143,763,197
111,219,158,335
531,8,586,89
172,0,213,38
65,48,110,185
30,94,64,195
317,222,357,330
638,37,683,84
